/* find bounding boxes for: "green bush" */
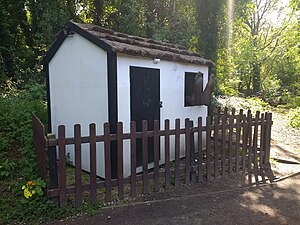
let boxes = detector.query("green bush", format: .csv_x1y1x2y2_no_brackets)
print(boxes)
0,84,59,224
0,159,16,179
288,107,300,128
0,84,47,178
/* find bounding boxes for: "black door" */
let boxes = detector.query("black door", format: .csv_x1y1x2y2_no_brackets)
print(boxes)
130,66,160,167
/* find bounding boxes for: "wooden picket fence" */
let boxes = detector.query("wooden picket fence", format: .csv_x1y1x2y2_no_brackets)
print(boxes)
32,108,272,207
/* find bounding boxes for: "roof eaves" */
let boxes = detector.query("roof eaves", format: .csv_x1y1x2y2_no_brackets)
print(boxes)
67,22,114,54
43,29,68,65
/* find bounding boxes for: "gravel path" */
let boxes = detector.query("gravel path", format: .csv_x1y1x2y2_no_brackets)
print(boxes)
271,111,300,152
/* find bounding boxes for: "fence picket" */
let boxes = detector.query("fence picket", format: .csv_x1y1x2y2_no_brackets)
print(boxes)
221,115,226,176
242,115,247,174
104,123,112,202
185,119,191,184
89,123,97,202
117,122,124,199
198,117,203,182
174,118,180,188
235,114,241,173
154,120,160,192
142,120,148,194
264,113,272,165
228,114,233,175
165,119,171,189
206,117,211,181
58,125,67,207
213,116,219,178
253,112,260,184
74,124,82,206
247,111,253,185
190,121,196,182
231,108,236,116
259,113,266,183
130,121,137,197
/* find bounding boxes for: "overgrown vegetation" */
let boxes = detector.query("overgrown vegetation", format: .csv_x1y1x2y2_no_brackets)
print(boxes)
288,107,300,129
0,84,61,224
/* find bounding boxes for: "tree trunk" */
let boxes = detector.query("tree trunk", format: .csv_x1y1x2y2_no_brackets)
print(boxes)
93,0,104,25
252,61,261,96
145,0,155,38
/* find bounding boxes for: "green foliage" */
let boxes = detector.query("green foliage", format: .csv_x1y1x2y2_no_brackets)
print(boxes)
0,84,68,224
0,159,16,179
216,0,300,106
0,84,47,178
196,0,225,61
288,107,300,128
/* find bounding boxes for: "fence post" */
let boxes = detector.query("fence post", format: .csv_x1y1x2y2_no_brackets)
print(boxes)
47,133,59,191
58,125,67,207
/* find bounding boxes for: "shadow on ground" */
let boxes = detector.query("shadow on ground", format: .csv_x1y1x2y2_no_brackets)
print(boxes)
45,169,300,225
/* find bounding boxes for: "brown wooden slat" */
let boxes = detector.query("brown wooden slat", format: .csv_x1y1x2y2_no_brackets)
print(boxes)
231,108,236,116
221,115,226,176
32,114,47,180
253,112,260,184
185,118,191,184
190,120,196,177
228,114,233,175
235,114,241,173
213,116,219,178
165,119,171,190
217,106,221,118
74,124,82,206
47,120,264,148
224,107,228,116
197,117,203,183
104,123,112,202
117,122,124,199
89,123,97,202
259,113,265,169
58,125,67,207
259,113,266,183
174,118,180,188
142,120,148,194
247,111,253,185
242,115,247,174
264,113,272,165
130,121,137,197
206,117,211,181
154,120,160,192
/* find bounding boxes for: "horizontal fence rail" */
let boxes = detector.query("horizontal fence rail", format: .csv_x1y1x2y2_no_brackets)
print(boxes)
32,108,273,207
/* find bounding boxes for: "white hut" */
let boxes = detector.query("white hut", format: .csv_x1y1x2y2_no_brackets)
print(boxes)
44,22,214,178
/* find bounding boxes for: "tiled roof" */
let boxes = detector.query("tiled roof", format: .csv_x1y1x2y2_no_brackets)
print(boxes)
70,22,214,66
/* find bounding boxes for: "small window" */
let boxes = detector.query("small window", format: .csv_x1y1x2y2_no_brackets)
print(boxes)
184,72,203,107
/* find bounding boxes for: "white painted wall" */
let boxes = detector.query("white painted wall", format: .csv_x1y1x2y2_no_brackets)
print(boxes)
117,54,209,176
49,33,108,177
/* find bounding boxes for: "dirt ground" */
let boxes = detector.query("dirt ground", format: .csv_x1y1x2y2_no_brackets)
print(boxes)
45,101,300,225
45,171,300,225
